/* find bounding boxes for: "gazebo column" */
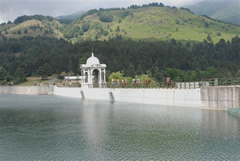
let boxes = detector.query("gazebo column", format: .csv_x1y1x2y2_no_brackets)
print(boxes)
103,69,106,83
89,69,93,87
81,70,84,83
99,69,102,87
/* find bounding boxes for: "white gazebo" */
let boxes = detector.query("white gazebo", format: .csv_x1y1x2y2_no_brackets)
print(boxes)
80,53,107,88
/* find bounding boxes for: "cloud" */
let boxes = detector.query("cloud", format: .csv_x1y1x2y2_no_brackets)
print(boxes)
0,0,204,23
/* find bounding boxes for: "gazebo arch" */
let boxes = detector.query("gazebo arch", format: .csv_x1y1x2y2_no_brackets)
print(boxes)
92,69,100,87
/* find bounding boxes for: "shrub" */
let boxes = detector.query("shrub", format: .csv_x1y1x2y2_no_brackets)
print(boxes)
82,22,90,32
99,12,113,22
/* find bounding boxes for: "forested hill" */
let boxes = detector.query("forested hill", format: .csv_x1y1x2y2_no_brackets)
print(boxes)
0,36,239,85
0,3,240,43
0,15,65,40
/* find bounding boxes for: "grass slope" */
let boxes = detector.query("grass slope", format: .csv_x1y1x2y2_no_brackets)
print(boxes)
0,6,239,43
0,19,65,40
71,7,240,43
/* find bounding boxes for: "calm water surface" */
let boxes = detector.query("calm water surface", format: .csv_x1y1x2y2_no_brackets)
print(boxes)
0,94,240,160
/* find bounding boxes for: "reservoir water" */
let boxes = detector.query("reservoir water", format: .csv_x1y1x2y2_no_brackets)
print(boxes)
0,94,240,160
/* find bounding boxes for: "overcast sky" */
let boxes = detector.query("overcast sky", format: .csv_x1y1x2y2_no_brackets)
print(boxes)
0,0,212,23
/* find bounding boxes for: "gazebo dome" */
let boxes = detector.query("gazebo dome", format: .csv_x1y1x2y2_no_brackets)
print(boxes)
86,53,100,65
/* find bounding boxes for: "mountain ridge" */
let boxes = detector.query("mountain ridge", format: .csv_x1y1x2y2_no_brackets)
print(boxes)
186,0,240,25
0,4,239,43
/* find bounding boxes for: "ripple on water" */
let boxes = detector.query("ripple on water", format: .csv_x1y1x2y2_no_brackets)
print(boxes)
0,94,240,160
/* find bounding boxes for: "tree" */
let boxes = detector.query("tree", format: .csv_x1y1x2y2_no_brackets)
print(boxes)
59,71,67,79
207,34,212,41
24,29,28,34
79,57,87,66
116,26,120,32
205,22,209,28
152,66,164,81
186,41,191,47
99,12,113,22
0,66,9,85
165,68,184,81
176,19,180,24
15,68,26,83
190,72,197,81
121,11,130,19
0,66,8,80
82,22,90,32
108,71,124,82
67,72,75,76
126,63,135,77
37,63,51,80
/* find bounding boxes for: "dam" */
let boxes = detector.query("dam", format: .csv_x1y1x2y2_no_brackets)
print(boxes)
53,85,240,110
1,85,239,110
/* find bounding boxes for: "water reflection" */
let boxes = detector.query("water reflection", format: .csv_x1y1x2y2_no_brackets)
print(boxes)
81,101,113,159
201,110,240,137
0,94,240,160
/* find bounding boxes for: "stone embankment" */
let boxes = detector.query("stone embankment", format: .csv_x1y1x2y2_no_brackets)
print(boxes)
0,86,54,95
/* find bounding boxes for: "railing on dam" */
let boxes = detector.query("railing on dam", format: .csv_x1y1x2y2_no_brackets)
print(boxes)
206,78,240,86
55,78,240,89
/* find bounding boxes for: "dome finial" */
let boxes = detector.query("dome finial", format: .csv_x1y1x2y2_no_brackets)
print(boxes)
92,47,94,57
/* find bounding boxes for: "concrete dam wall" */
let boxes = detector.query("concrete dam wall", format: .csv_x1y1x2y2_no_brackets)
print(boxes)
54,87,202,108
201,87,240,110
1,86,239,110
54,86,240,110
0,86,53,95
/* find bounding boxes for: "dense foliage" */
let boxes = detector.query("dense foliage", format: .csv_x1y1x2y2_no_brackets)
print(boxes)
98,12,114,22
0,36,239,85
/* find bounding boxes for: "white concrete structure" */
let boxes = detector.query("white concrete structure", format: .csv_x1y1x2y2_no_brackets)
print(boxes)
64,76,82,80
0,86,53,95
53,86,240,110
1,85,239,110
54,87,202,108
80,53,106,88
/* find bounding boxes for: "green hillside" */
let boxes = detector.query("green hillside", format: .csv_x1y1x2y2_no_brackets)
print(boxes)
0,17,65,40
0,5,240,43
65,6,240,43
